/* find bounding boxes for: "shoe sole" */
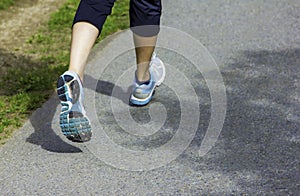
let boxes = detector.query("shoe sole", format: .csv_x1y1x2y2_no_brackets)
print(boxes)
57,74,92,142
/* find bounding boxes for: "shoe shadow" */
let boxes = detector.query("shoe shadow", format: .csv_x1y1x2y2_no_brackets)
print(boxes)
26,74,130,153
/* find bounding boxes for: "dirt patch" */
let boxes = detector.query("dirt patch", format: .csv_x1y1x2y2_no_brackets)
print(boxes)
0,0,67,53
0,0,68,94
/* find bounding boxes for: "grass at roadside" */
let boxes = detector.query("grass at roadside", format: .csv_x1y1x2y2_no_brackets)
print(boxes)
0,0,129,142
0,0,15,10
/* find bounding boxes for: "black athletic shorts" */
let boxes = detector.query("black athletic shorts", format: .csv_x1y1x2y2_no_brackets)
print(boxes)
73,0,162,37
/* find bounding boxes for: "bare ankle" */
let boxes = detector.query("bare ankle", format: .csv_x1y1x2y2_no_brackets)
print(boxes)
136,70,150,83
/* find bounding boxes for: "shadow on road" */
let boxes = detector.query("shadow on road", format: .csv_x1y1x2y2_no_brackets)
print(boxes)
180,48,300,193
26,96,83,153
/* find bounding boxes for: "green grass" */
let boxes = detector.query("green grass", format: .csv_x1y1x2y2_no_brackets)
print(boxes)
0,0,14,10
0,0,129,141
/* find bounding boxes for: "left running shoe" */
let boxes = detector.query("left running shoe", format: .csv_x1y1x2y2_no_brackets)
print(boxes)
57,71,92,142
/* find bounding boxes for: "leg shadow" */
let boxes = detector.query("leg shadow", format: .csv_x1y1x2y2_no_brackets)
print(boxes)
84,74,132,104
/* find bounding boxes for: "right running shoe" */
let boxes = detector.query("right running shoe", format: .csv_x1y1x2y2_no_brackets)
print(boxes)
129,53,166,106
57,71,92,142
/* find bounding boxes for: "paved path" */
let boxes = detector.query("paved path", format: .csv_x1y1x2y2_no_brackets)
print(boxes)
1,0,300,195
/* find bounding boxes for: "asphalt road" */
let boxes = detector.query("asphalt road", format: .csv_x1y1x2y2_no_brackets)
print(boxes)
1,0,299,195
